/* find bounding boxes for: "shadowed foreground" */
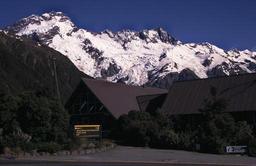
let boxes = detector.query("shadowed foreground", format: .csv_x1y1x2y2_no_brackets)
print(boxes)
0,160,248,166
1,146,256,166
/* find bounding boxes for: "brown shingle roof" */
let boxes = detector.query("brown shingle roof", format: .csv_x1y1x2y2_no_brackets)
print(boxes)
162,73,256,115
82,78,167,118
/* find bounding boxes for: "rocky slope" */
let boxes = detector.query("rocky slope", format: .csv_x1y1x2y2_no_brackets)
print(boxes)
5,12,256,88
0,31,88,102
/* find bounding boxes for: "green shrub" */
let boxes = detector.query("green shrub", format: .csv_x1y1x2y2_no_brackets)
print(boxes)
156,129,179,149
116,111,157,147
63,138,81,151
248,138,256,156
233,121,253,145
0,143,4,154
36,142,62,154
17,92,69,144
0,91,70,153
19,142,35,152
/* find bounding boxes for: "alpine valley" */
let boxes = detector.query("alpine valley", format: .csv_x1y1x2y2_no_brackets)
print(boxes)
4,11,256,89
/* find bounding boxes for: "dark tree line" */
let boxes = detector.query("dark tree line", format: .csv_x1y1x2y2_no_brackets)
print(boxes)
0,90,70,154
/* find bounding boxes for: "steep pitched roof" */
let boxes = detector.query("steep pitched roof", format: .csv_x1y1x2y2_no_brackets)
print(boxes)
162,73,256,115
137,93,167,113
82,78,167,118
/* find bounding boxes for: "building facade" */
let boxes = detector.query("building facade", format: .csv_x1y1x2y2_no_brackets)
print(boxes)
65,78,167,137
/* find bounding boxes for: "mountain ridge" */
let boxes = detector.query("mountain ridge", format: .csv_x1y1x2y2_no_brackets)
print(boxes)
5,11,256,88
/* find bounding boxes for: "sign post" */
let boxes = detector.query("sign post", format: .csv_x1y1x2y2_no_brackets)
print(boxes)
226,146,247,154
74,125,102,140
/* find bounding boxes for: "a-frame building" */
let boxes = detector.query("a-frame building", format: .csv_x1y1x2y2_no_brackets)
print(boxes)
65,78,167,135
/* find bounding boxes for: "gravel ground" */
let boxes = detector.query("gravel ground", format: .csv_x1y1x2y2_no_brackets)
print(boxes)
3,146,256,165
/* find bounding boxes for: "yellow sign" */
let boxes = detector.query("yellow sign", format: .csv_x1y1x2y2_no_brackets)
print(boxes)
74,125,101,138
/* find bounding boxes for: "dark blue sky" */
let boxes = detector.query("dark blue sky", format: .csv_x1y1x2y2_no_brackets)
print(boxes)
0,0,255,50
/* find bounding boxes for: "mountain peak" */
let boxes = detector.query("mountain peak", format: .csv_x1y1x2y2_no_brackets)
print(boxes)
43,11,65,16
4,12,256,88
6,11,76,40
41,11,71,22
154,27,177,44
154,27,167,33
137,27,177,44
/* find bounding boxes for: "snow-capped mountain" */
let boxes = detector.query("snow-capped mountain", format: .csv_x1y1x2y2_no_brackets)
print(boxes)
5,11,256,88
